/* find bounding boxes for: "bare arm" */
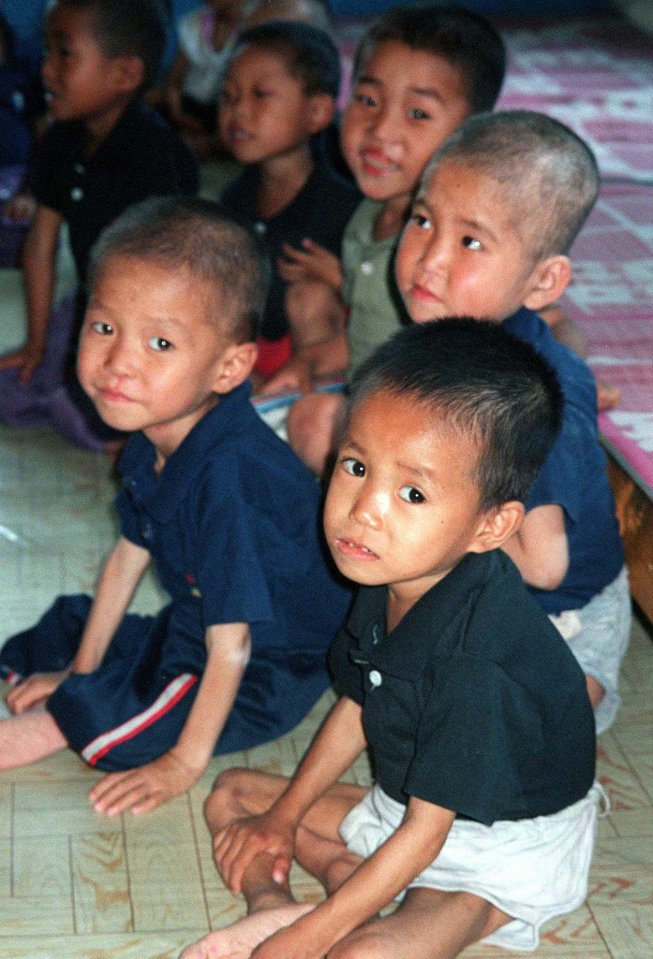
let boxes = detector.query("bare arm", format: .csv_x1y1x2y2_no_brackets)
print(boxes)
0,205,62,381
502,503,569,591
258,333,349,396
7,535,150,714
89,621,252,815
252,797,456,959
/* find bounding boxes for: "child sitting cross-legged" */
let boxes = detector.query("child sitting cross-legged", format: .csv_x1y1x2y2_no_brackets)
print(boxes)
0,197,351,817
181,318,601,959
216,19,361,385
395,110,630,735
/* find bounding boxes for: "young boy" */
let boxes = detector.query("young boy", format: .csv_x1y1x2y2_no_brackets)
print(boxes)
216,20,361,382
0,0,198,451
181,319,601,959
395,110,630,735
264,3,506,471
0,197,351,816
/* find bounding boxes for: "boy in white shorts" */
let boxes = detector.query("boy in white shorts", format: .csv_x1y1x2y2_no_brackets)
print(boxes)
181,319,601,959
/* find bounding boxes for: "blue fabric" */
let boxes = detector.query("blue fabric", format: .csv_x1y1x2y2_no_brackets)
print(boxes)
0,383,351,768
503,308,624,614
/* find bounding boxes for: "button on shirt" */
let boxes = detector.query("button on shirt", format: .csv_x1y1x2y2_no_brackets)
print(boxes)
329,550,596,826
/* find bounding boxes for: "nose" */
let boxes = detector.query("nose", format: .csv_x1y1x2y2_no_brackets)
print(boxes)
418,230,450,275
350,482,388,530
367,103,397,143
102,334,135,378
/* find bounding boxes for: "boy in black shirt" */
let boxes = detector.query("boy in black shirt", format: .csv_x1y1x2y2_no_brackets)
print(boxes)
182,319,600,959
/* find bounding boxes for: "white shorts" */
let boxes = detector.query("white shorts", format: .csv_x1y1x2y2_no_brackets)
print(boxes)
549,565,631,734
339,782,605,952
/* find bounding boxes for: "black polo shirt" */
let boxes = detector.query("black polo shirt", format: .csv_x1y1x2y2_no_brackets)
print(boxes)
329,550,595,826
217,155,361,341
29,99,199,290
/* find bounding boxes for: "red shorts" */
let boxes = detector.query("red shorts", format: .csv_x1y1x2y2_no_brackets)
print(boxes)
255,334,292,380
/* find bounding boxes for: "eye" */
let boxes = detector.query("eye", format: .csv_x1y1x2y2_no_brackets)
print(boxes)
91,320,113,335
399,485,425,503
148,336,173,352
409,211,431,230
354,92,376,108
408,107,430,120
462,235,482,251
254,87,273,99
341,457,365,477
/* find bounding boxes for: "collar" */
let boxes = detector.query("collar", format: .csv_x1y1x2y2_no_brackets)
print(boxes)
346,552,500,679
119,380,255,522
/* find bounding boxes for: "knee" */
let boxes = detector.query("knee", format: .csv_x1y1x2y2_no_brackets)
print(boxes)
287,394,345,474
203,766,251,823
328,933,388,959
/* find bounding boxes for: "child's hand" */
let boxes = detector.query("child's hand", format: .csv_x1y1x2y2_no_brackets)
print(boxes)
257,354,312,396
213,810,295,895
2,193,37,224
6,670,71,714
89,748,202,816
278,240,343,291
597,380,621,411
0,345,44,383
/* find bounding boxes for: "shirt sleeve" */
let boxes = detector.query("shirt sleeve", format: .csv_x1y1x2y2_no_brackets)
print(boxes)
328,626,365,704
114,488,148,548
404,654,546,825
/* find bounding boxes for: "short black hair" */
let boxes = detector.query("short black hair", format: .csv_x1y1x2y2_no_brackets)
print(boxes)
89,197,267,343
353,3,506,114
231,20,341,98
54,0,169,89
423,109,600,259
349,318,563,509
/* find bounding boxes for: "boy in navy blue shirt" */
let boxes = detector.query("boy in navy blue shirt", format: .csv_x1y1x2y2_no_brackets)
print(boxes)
395,110,629,735
0,0,198,452
181,320,599,959
0,197,350,816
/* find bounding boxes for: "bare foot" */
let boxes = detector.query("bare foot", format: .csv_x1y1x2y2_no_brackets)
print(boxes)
0,710,67,769
179,902,315,959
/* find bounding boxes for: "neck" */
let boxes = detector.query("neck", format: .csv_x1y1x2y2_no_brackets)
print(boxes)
84,97,133,155
373,193,412,242
256,145,314,219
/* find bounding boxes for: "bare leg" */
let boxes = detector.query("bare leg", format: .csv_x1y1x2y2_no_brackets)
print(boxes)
0,709,67,769
287,392,346,476
180,768,366,959
328,886,512,959
586,674,605,710
286,280,347,350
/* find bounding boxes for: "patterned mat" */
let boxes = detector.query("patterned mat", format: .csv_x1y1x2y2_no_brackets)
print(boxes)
497,15,653,495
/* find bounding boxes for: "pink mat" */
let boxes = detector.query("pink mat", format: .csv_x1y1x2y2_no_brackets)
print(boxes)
497,15,653,496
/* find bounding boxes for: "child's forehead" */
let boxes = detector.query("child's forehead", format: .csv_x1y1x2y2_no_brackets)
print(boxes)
357,39,467,94
227,43,300,82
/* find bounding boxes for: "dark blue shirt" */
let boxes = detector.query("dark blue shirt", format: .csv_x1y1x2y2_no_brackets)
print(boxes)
504,308,624,613
116,382,351,680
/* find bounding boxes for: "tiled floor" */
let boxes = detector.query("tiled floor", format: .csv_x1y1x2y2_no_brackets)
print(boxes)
0,174,652,959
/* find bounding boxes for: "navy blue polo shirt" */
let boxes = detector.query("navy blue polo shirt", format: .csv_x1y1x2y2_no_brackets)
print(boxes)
218,156,361,341
116,382,351,680
504,308,624,613
330,550,596,826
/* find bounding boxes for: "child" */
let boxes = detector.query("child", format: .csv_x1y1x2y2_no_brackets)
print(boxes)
0,197,351,817
265,3,506,471
0,0,199,453
395,110,630,735
181,319,601,959
216,20,361,383
164,0,245,158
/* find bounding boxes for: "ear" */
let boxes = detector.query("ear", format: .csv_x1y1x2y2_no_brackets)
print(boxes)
111,55,145,96
522,255,572,312
468,501,525,555
306,93,336,135
211,341,258,395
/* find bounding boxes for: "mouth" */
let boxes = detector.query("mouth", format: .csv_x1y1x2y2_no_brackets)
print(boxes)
409,281,443,305
95,386,134,405
360,147,397,177
335,538,379,562
228,127,252,143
